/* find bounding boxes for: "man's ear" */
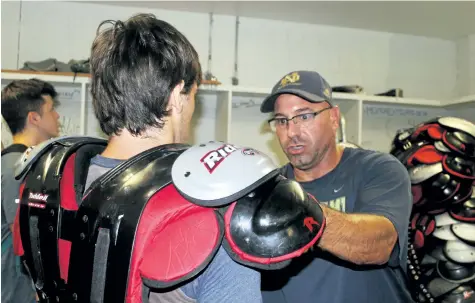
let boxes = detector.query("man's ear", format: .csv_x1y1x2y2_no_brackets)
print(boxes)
27,111,42,127
331,106,341,131
168,80,186,114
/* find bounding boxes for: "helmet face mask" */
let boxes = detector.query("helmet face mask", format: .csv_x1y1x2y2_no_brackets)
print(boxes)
390,117,475,302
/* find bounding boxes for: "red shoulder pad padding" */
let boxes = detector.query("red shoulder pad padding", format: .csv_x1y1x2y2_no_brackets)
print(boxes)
409,212,436,250
130,184,223,300
407,145,443,166
13,181,26,256
411,123,444,141
222,175,325,270
58,153,79,283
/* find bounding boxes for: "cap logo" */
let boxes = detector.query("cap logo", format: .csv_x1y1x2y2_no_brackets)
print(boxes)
323,87,331,99
279,72,300,88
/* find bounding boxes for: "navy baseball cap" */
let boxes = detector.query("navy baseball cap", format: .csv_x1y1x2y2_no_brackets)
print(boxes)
260,70,333,113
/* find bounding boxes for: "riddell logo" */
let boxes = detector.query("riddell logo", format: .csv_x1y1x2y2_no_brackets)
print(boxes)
201,144,237,173
303,217,320,232
29,192,49,202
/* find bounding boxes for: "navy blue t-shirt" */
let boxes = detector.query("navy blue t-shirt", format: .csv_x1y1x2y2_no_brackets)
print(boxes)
261,147,414,303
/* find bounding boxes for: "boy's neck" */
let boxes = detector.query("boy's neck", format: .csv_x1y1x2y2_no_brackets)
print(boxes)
100,129,175,160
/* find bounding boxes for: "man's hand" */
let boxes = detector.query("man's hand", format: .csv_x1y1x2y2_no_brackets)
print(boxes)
317,204,398,265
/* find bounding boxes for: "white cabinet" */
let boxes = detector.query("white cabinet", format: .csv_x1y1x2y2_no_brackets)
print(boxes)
361,99,445,153
2,70,474,167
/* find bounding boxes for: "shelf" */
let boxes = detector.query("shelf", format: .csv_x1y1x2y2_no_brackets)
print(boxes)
2,69,90,84
361,95,441,107
198,84,229,93
443,94,475,107
5,69,473,107
229,86,271,96
3,70,474,158
229,89,441,107
332,93,361,101
1,69,222,86
4,69,474,109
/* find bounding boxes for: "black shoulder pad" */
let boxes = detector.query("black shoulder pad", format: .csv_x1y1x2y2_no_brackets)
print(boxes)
222,175,325,270
15,136,107,180
67,143,191,303
17,136,107,301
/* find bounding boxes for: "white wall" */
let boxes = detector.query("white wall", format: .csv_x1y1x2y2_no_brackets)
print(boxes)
1,1,459,100
455,34,475,95
0,78,222,150
3,1,474,164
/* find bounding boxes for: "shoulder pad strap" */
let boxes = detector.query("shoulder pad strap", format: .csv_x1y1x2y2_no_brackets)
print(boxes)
171,141,280,207
84,143,189,193
15,135,107,180
1,144,28,156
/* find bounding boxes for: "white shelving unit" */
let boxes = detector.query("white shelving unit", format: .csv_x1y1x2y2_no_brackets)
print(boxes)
2,70,474,166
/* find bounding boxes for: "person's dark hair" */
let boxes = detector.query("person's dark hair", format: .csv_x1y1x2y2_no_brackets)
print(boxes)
90,13,202,136
1,78,59,135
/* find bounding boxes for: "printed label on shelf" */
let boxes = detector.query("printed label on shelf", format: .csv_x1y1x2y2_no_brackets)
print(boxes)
361,104,444,153
364,105,429,117
56,87,82,102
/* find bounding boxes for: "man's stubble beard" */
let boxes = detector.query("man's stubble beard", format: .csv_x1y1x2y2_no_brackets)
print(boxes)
289,141,331,171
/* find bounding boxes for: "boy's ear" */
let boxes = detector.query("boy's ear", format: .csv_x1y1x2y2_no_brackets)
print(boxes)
27,111,42,126
168,80,186,113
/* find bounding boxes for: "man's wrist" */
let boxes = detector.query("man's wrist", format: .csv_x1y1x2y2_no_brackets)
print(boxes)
320,203,334,225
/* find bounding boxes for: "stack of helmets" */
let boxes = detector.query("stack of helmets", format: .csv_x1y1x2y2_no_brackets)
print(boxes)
390,117,475,303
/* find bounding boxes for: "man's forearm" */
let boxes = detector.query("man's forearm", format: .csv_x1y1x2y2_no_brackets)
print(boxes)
318,204,397,265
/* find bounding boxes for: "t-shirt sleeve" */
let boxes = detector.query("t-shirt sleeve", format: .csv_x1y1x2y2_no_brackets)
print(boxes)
353,153,412,268
1,156,22,225
190,246,262,303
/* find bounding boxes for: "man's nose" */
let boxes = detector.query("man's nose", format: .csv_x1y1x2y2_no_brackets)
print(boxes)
286,120,300,138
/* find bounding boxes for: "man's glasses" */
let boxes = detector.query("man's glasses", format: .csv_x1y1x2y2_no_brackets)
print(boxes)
268,107,332,132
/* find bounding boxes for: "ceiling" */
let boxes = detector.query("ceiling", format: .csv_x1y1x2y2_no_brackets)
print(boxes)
88,1,475,40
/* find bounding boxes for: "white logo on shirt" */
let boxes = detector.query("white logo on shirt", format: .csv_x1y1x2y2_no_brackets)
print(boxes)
321,196,346,212
333,185,344,193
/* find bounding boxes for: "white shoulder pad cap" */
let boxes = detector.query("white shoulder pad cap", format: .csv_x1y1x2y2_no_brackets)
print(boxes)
438,117,475,138
171,141,280,207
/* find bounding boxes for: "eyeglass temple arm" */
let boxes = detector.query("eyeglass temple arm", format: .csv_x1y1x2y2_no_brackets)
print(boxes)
338,115,347,143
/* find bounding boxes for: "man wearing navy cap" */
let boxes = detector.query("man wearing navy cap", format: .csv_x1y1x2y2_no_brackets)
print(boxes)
260,71,413,302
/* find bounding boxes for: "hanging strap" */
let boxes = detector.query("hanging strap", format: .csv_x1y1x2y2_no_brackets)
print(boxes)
90,227,110,303
1,143,27,156
29,216,45,290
